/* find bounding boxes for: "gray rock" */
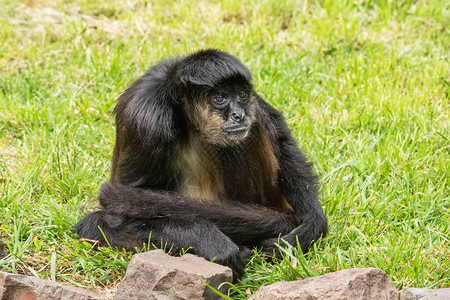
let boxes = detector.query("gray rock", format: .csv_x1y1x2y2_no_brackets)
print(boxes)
0,273,4,299
400,287,450,300
113,249,232,300
250,267,399,300
0,271,107,300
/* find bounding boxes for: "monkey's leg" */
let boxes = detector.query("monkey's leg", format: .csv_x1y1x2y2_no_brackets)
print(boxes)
74,211,142,250
75,210,248,280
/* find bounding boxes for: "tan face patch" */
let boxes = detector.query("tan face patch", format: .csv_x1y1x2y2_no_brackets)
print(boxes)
184,99,229,145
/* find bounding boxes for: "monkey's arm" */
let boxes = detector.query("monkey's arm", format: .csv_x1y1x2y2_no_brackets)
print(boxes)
98,182,299,246
275,125,328,252
256,97,327,253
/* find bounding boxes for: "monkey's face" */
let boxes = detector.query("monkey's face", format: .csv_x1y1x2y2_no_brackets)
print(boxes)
185,79,256,146
210,80,256,142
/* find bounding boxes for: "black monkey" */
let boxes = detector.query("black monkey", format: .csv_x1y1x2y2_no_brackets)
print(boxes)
75,49,327,280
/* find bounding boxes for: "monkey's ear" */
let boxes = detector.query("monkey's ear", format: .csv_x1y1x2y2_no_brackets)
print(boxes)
114,73,180,144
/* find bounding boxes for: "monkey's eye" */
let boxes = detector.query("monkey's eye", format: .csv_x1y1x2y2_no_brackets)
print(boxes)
238,91,247,99
213,95,226,104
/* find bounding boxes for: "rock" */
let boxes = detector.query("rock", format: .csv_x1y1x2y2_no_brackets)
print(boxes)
250,267,399,300
114,249,233,300
0,271,107,300
399,287,450,300
0,273,4,299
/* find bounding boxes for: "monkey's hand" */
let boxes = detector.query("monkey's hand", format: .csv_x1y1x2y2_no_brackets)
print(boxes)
258,217,327,258
201,245,250,282
222,246,251,282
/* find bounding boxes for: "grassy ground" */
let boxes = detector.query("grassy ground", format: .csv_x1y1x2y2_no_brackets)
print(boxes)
0,0,448,298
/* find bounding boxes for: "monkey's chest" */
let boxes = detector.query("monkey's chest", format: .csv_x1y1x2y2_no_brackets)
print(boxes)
175,135,285,207
176,143,225,201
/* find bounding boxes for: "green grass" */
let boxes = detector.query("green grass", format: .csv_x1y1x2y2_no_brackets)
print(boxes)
0,0,448,298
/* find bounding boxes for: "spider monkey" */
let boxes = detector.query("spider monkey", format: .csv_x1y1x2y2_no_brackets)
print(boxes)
75,49,327,280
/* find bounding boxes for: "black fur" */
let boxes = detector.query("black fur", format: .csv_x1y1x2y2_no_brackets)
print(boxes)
75,49,327,280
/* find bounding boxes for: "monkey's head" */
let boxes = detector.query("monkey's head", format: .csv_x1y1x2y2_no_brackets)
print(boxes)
175,50,256,146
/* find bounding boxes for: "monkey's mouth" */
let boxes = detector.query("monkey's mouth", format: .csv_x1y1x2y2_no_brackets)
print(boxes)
222,124,250,140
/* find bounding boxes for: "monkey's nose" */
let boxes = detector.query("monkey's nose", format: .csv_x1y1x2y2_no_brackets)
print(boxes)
231,111,245,123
